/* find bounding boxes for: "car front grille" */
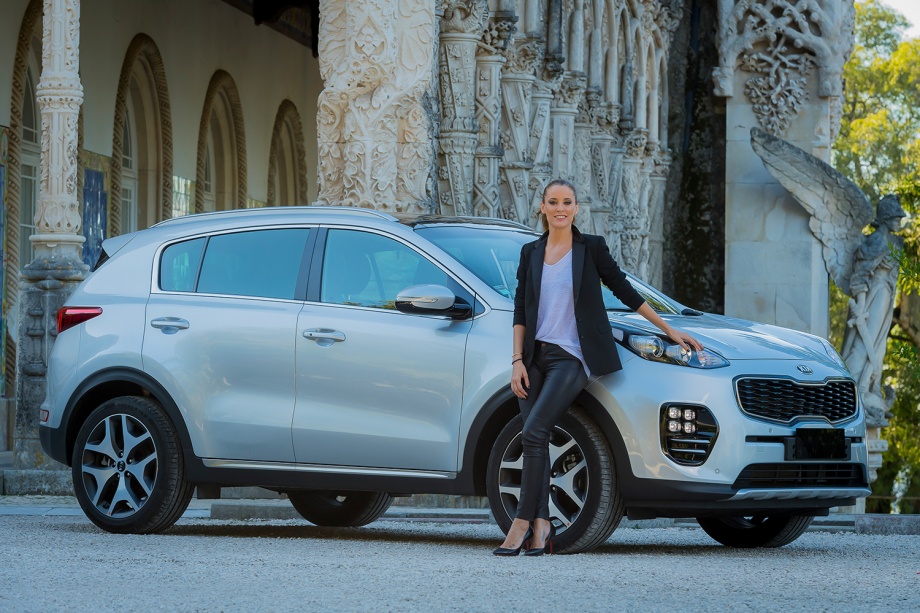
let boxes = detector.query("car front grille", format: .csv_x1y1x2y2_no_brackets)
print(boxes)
735,378,858,424
733,463,867,489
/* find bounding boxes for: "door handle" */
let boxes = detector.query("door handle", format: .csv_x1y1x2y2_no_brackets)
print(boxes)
150,317,190,334
303,328,346,343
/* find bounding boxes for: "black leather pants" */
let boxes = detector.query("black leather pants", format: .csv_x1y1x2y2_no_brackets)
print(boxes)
516,342,588,522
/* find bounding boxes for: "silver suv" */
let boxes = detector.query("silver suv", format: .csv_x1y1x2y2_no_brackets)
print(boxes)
40,207,870,552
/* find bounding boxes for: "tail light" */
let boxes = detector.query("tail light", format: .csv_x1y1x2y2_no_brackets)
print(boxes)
57,307,103,334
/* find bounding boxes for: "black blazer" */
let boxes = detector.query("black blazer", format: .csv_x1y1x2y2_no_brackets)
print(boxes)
513,226,646,377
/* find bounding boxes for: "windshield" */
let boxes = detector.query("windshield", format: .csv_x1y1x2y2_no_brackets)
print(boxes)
415,225,680,314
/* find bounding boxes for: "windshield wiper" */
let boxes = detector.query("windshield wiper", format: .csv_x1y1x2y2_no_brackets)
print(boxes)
681,307,704,316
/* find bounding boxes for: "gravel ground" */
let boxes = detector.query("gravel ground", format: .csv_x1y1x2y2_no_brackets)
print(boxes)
1,515,917,612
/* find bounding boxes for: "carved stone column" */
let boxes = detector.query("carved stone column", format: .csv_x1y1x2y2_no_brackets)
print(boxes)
648,151,672,288
499,36,542,223
316,0,437,212
572,90,596,233
9,0,89,494
528,79,555,228
619,130,647,276
716,0,856,337
438,0,489,216
550,74,585,183
473,12,515,218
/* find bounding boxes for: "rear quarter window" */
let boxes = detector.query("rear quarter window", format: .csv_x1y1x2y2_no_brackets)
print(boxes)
160,237,205,292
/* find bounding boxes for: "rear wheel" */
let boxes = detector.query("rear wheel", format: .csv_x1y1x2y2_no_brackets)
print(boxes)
697,515,815,548
288,491,392,527
71,396,193,534
486,408,623,554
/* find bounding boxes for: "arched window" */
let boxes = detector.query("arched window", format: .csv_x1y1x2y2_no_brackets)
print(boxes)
203,136,217,212
121,104,139,232
196,71,246,213
268,100,307,206
111,34,172,235
19,56,40,270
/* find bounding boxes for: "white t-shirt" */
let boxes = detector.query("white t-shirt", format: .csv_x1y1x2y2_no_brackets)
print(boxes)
534,250,589,375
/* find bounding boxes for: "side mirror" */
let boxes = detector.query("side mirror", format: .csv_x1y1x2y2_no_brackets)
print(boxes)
395,284,472,319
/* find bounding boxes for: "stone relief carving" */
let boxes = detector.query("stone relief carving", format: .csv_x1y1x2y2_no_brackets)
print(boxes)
715,0,855,135
317,0,436,212
751,126,903,479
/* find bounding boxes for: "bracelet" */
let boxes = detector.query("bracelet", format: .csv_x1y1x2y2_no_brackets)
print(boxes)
512,352,523,358
511,358,523,365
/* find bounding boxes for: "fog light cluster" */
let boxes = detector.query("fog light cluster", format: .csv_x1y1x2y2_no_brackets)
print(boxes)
660,404,719,466
666,406,698,434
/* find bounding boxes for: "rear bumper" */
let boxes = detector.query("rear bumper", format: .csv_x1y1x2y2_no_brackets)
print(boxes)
39,423,69,466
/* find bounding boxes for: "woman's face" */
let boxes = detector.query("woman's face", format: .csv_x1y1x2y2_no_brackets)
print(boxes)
541,184,578,231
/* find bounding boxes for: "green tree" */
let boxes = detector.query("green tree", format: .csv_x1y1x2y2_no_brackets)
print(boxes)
832,0,920,513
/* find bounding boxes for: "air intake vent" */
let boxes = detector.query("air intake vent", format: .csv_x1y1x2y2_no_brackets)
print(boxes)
735,378,857,424
660,404,718,466
733,463,867,489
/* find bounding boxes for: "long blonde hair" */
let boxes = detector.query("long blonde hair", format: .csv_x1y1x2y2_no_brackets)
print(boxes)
539,178,579,232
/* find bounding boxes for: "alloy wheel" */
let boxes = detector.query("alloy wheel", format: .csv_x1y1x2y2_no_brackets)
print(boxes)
496,425,589,532
79,413,158,518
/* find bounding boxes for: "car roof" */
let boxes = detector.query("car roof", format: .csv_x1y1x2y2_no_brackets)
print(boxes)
149,205,533,233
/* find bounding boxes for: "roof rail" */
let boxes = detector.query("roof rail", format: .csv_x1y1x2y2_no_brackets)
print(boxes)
153,204,399,227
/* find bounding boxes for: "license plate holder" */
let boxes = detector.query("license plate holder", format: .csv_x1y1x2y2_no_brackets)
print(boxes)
785,428,847,460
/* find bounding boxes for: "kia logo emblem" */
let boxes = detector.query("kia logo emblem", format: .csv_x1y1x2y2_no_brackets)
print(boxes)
797,365,813,374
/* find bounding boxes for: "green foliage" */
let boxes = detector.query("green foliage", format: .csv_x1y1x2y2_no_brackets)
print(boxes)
833,1,920,513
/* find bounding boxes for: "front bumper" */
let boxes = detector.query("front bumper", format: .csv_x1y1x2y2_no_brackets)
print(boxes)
593,352,869,514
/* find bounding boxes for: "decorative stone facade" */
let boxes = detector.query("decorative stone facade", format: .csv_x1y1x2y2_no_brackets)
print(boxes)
310,0,682,284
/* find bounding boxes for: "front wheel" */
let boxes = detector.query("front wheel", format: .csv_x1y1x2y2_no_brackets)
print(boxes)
486,408,623,554
287,491,392,527
71,396,194,534
697,515,815,548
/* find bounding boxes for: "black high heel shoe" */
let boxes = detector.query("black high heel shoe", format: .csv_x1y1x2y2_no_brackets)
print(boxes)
524,523,556,556
492,526,534,556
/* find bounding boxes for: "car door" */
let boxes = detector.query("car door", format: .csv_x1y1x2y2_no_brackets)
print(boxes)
143,227,313,462
292,227,473,472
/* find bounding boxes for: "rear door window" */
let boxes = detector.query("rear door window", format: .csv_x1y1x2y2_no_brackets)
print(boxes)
159,229,310,300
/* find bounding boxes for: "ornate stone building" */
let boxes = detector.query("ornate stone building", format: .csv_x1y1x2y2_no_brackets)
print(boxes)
1,0,867,491
316,0,682,292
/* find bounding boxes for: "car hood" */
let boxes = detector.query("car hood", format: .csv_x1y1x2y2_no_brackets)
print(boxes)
608,312,837,363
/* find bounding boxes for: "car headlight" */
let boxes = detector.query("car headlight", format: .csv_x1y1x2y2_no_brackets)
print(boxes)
625,334,729,369
820,337,848,369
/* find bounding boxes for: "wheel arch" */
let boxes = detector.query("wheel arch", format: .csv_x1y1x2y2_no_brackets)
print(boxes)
62,367,194,467
462,386,519,496
461,386,635,498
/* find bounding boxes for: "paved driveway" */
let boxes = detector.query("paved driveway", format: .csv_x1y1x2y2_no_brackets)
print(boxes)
1,515,917,612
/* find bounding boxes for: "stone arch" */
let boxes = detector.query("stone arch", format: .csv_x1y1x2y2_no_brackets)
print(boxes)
111,33,173,235
5,0,42,389
616,9,632,108
657,52,669,148
195,70,247,213
646,43,658,142
267,99,308,206
632,22,646,129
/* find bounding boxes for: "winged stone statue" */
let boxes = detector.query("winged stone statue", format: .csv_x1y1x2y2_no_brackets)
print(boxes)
750,127,906,428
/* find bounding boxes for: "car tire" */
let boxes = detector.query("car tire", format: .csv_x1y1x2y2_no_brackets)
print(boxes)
696,515,815,548
486,408,623,554
71,396,194,534
288,491,393,527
